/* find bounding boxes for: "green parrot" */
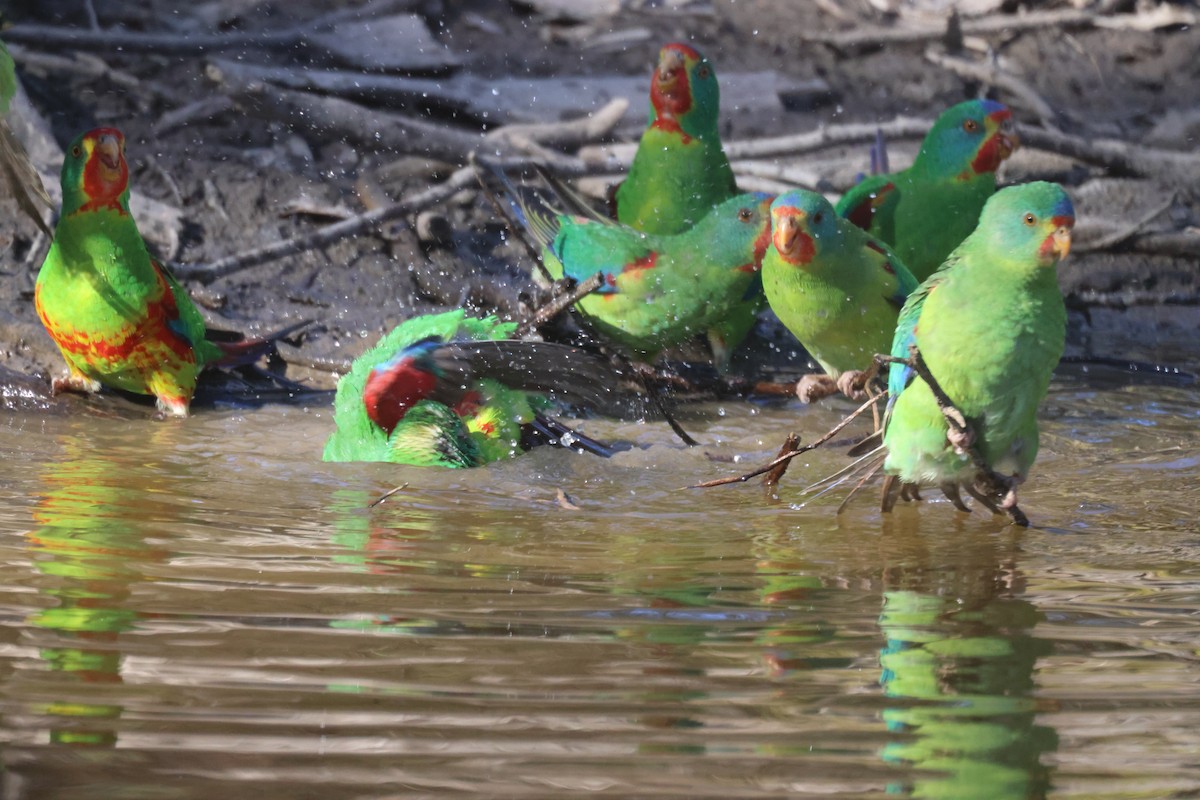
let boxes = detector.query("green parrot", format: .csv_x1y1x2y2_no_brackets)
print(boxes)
881,181,1074,513
0,37,53,236
35,127,287,417
836,99,1019,282
610,42,759,368
323,310,617,467
512,189,774,363
761,189,918,403
0,38,15,112
612,42,738,236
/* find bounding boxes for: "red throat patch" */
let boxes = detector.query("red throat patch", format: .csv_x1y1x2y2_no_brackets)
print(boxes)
970,111,1015,175
363,358,437,435
78,129,129,213
650,45,695,139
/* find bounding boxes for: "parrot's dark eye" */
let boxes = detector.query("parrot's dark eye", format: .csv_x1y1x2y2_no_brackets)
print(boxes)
812,211,824,225
697,65,710,79
963,119,979,133
738,207,753,222
1023,212,1037,226
71,145,82,158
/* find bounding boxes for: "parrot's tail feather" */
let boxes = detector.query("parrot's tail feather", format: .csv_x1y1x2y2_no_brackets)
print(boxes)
208,319,312,369
523,413,615,458
533,164,608,223
795,444,886,505
836,457,886,515
476,161,564,280
846,429,883,458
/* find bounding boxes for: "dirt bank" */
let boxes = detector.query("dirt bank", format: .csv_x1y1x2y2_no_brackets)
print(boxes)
1,0,1197,406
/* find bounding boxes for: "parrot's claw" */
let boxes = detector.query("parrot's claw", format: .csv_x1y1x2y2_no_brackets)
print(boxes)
796,373,838,403
835,369,869,401
51,373,101,396
946,424,974,454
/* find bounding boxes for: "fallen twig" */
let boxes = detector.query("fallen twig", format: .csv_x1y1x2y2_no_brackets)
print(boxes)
691,393,883,489
731,159,824,192
211,64,484,164
801,8,1178,49
1070,285,1200,308
369,482,410,508
514,272,605,338
582,116,935,167
3,0,420,54
1075,193,1177,254
924,47,1062,130
762,433,802,492
172,153,602,284
485,98,629,151
1019,128,1200,182
172,166,477,283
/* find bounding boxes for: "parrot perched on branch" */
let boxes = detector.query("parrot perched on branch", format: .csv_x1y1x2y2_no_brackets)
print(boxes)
508,188,774,364
323,310,617,467
880,181,1074,514
836,99,1019,282
761,190,917,403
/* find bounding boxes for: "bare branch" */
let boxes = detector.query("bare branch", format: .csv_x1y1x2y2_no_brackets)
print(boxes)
691,392,883,489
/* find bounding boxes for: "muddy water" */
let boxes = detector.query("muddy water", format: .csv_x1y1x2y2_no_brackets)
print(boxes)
0,370,1197,799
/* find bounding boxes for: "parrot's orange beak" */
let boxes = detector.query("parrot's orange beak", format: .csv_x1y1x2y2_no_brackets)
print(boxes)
990,111,1019,159
1051,223,1072,260
972,110,1019,174
1039,215,1073,263
656,48,686,95
773,211,815,265
95,132,122,172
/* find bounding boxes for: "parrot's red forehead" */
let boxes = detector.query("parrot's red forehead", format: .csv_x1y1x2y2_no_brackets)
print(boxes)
771,205,806,219
84,126,125,145
661,42,701,62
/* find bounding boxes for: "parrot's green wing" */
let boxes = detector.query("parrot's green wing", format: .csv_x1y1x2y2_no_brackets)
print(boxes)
613,42,737,236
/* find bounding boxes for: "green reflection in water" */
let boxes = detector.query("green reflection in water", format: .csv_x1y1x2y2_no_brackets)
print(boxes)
327,488,439,636
877,519,1057,798
27,433,168,747
752,533,837,677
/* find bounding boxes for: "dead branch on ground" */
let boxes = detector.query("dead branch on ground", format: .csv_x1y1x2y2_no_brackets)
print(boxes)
2,0,421,55
690,393,883,489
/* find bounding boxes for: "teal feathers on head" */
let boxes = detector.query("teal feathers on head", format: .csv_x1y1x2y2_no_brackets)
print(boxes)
649,42,720,137
769,190,839,266
973,182,1074,266
917,99,1018,180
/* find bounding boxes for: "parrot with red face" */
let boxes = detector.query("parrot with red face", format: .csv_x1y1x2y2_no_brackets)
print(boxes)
836,99,1019,282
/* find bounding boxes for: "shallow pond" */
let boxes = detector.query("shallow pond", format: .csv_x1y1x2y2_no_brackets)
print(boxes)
0,363,1197,799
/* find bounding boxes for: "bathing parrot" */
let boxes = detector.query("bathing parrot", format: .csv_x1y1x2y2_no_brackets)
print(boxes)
761,190,917,402
323,310,617,467
881,181,1074,513
836,99,1018,282
513,190,773,362
34,127,285,416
